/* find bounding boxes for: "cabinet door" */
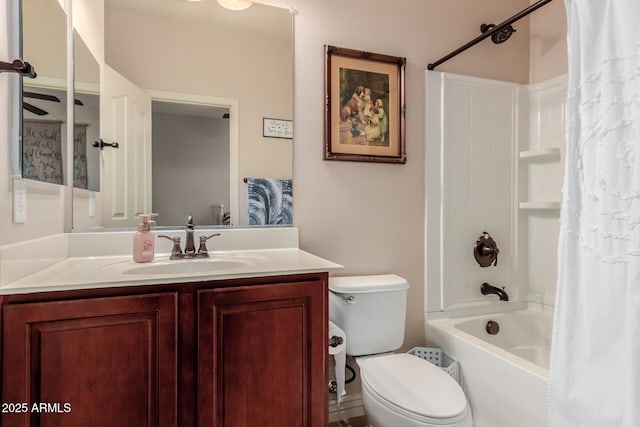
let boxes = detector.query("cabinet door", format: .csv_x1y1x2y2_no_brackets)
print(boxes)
198,279,327,427
2,292,177,427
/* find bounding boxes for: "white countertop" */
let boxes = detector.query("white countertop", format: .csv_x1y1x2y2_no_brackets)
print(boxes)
0,248,343,295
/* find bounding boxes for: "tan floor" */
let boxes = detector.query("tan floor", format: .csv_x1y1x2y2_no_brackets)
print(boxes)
329,415,369,427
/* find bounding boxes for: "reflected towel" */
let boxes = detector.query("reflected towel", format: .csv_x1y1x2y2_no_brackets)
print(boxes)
247,178,293,225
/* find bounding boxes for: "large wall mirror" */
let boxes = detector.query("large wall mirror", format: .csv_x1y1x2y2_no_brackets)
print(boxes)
71,0,294,230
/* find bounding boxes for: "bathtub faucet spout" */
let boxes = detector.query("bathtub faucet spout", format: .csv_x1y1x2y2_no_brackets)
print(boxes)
481,282,509,301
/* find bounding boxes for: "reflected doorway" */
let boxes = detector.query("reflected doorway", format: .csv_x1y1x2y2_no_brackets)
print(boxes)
151,100,231,226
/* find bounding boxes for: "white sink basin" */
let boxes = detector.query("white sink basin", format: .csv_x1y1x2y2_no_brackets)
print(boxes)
117,253,268,276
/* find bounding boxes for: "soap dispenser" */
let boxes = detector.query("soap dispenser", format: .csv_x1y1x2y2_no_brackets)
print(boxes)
133,213,157,263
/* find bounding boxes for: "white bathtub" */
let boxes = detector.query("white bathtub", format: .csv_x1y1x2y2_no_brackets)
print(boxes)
425,304,552,427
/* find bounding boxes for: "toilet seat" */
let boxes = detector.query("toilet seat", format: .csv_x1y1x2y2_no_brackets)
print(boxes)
360,353,469,425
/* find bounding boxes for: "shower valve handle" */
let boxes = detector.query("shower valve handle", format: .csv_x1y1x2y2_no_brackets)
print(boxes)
474,232,499,267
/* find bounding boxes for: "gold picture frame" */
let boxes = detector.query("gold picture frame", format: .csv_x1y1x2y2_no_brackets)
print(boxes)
324,45,406,164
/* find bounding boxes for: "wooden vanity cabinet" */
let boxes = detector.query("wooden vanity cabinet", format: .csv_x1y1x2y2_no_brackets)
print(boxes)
1,292,179,427
0,272,328,427
198,279,327,427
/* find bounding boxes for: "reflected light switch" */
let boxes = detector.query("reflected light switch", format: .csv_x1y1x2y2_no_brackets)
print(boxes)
89,191,96,218
12,176,26,223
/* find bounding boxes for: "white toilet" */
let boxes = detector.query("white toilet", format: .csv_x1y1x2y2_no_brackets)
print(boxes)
329,274,473,427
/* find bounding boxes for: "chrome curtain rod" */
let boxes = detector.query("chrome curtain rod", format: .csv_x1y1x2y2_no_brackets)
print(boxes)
427,0,554,71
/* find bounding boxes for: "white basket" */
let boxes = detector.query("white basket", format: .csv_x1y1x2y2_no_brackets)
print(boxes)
408,347,460,384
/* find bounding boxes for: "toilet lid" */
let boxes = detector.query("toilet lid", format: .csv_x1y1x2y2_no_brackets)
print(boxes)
360,353,467,420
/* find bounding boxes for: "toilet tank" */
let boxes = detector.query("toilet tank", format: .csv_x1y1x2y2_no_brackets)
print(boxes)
329,274,409,356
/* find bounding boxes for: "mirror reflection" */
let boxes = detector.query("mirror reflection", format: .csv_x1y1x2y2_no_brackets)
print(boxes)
152,101,230,226
71,0,293,230
21,0,67,185
73,30,100,192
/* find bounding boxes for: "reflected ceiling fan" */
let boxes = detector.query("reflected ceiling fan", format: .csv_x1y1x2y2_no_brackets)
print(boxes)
22,90,85,116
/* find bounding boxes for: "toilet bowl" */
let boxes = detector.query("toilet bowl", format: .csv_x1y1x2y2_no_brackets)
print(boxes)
329,275,473,427
360,354,472,427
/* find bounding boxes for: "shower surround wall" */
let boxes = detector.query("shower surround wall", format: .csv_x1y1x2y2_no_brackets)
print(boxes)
518,75,566,306
426,72,516,311
426,72,566,311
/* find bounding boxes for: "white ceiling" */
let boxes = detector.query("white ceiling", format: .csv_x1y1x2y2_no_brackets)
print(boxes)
105,0,292,38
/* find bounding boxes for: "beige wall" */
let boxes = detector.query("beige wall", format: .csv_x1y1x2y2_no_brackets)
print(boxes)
257,0,530,350
1,0,570,349
530,0,568,83
73,0,105,63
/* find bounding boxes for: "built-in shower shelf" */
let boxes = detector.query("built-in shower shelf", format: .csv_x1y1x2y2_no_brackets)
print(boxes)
519,201,561,210
519,147,561,161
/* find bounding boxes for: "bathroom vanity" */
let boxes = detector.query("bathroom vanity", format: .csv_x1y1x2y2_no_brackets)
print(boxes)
0,230,340,427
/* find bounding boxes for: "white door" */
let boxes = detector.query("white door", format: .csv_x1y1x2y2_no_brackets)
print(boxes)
100,64,152,227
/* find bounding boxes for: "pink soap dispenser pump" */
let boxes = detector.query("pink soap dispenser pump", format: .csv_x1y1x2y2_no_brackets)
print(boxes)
133,213,157,263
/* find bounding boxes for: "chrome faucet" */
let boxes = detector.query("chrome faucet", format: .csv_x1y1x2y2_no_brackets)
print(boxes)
480,282,509,301
158,215,221,259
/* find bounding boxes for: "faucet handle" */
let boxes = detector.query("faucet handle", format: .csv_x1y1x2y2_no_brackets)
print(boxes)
474,232,499,267
197,233,221,257
158,235,183,259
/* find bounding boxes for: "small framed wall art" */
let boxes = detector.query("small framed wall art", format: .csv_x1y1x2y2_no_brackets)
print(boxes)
263,118,293,139
324,45,406,164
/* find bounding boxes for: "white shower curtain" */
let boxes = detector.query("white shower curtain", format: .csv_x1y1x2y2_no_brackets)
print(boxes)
550,1,640,426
